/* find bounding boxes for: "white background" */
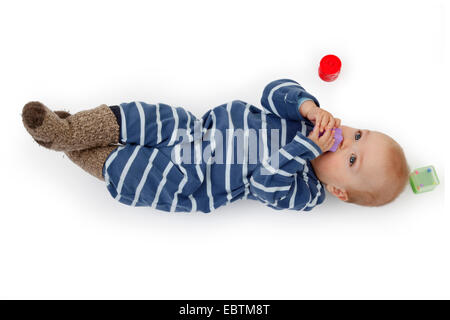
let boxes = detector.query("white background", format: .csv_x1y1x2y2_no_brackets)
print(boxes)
0,0,448,299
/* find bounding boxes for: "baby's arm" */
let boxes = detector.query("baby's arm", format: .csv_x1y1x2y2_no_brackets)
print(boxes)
249,130,329,211
261,79,340,132
260,79,320,121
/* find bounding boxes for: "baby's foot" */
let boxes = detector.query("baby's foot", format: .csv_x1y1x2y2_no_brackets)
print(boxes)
22,101,70,150
54,110,71,119
32,110,71,148
22,101,120,151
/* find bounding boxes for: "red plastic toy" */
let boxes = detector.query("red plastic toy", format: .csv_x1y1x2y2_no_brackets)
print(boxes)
318,54,341,82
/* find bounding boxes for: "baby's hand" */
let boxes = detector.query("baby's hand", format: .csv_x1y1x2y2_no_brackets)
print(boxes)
307,124,335,153
305,106,341,133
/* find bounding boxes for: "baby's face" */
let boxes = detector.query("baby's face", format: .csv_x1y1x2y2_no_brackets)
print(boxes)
310,125,393,200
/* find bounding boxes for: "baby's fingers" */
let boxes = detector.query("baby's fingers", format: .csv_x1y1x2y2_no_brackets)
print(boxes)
322,114,333,132
334,118,341,128
308,124,320,139
320,127,334,139
325,117,335,130
322,132,335,151
318,114,327,132
326,137,336,151
314,113,323,131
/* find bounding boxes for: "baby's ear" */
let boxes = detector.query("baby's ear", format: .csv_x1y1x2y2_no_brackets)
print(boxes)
326,184,349,202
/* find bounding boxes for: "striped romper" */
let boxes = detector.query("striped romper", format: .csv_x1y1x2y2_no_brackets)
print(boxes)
102,79,326,213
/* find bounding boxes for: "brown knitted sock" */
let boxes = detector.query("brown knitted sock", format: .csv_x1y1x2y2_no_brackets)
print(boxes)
55,110,71,119
65,145,118,181
52,110,117,181
22,101,120,151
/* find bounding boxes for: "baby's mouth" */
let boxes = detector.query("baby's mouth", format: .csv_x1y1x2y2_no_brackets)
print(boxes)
338,137,344,150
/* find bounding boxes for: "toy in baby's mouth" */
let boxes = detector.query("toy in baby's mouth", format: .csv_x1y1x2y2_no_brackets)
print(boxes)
319,127,343,152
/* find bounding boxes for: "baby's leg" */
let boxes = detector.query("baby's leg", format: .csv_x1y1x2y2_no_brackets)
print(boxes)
22,101,119,151
65,145,118,181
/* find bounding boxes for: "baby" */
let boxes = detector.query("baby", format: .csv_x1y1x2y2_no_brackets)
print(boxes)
22,79,409,212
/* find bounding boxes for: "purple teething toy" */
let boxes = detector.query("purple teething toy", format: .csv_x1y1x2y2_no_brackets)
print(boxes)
318,127,343,152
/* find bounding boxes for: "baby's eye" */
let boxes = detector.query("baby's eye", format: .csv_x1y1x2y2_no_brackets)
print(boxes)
355,130,362,140
349,154,357,166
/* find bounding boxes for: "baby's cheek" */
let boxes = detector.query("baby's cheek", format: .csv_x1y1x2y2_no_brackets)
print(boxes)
326,152,345,173
316,153,333,171
322,150,337,163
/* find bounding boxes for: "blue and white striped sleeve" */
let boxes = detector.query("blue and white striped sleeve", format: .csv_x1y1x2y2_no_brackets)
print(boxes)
260,79,320,122
249,131,323,211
